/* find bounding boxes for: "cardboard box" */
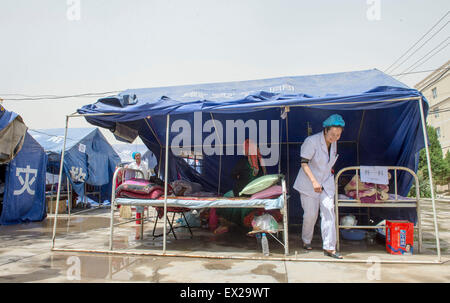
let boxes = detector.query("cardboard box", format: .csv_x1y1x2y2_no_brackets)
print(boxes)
46,196,67,214
386,220,414,255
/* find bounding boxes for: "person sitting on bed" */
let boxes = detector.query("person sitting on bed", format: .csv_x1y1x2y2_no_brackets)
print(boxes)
213,139,267,234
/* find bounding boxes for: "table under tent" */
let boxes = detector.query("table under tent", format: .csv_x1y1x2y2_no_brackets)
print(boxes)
0,106,47,225
29,128,121,214
51,68,441,262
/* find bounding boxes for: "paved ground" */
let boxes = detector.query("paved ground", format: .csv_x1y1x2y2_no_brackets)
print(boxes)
0,199,448,283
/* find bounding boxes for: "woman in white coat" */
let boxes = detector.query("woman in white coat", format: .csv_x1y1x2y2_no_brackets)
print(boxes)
293,114,345,259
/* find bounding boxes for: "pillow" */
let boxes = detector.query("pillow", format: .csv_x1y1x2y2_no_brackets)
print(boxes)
239,174,282,196
223,190,234,198
117,188,164,199
250,185,282,200
116,180,162,195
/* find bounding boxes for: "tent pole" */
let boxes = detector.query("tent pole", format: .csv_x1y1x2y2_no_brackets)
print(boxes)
218,154,222,195
67,177,71,217
144,117,163,179
209,113,223,195
418,98,441,261
163,114,170,254
51,115,69,249
356,110,366,166
285,107,290,191
278,108,283,175
158,147,162,179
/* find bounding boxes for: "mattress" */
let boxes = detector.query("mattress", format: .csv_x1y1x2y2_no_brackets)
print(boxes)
115,194,284,210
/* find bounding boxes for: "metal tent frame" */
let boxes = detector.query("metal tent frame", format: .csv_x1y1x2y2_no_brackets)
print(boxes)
50,96,443,264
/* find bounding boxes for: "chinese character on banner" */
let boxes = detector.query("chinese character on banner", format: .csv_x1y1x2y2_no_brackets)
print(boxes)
14,165,38,195
47,136,64,144
70,167,86,182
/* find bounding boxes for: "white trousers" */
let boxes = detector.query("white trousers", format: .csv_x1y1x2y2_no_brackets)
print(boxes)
300,192,337,251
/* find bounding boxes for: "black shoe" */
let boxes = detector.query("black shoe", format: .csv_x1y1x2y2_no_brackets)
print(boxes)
324,250,343,259
303,243,313,250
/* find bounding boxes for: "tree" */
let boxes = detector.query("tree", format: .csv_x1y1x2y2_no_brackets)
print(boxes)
409,125,449,197
444,150,450,185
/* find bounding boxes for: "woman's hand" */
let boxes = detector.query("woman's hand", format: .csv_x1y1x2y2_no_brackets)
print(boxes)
312,180,322,193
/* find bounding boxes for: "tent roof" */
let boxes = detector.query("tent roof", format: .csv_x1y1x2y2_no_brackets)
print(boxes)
77,69,424,122
28,128,99,153
76,68,428,199
0,104,21,131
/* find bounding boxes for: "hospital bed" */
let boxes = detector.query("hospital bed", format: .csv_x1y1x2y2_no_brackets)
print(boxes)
334,166,423,252
109,167,290,255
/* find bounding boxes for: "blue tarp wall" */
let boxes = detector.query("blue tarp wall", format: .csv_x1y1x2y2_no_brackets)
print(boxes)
29,128,121,203
77,69,429,224
1,127,47,225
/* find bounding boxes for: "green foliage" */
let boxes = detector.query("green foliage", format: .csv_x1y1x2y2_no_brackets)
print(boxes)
445,150,450,184
409,170,431,198
409,125,449,198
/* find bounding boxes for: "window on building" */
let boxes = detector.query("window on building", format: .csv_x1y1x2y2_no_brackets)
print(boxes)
436,127,441,139
434,106,439,118
432,87,437,99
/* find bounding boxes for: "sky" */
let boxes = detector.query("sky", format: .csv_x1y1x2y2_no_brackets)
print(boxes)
1,0,449,144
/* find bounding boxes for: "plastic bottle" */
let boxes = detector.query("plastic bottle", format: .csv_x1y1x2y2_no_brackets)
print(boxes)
261,233,269,256
256,233,262,246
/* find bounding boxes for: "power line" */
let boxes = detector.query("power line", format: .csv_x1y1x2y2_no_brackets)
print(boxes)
389,67,450,76
421,68,450,92
387,20,449,74
384,11,449,74
397,36,450,78
429,107,450,114
1,91,121,101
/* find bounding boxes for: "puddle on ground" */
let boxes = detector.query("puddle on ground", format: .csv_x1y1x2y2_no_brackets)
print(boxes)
39,252,177,282
251,264,287,283
0,216,112,241
202,259,239,271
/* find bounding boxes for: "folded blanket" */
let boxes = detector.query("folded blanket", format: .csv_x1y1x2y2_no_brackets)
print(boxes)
171,180,203,196
344,174,389,203
116,179,159,195
117,188,164,200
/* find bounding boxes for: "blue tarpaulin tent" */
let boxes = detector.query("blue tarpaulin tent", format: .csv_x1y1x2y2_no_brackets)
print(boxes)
76,69,430,225
0,106,47,225
29,128,121,203
0,104,27,164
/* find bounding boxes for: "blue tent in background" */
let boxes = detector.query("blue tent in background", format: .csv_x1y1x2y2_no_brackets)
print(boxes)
77,69,429,224
29,128,121,203
1,133,47,225
0,105,47,225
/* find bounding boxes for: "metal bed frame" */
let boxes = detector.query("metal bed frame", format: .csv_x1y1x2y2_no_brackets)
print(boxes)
109,166,290,255
334,166,422,252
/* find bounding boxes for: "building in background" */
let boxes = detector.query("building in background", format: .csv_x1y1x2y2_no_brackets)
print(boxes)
415,60,450,155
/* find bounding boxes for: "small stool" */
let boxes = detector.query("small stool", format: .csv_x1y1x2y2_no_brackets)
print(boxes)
152,207,193,239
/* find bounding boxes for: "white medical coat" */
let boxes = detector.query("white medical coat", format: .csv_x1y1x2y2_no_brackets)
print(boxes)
293,131,339,197
125,161,150,180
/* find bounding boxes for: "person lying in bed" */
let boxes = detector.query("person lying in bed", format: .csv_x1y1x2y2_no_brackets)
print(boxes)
213,139,267,234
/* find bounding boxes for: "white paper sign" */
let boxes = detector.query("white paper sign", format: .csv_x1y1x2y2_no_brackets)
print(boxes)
360,166,389,185
78,143,86,153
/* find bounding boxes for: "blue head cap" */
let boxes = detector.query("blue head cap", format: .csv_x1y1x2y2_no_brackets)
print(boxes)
132,152,141,160
323,114,345,128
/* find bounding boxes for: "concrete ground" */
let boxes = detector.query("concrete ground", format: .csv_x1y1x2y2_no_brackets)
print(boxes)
0,199,449,283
